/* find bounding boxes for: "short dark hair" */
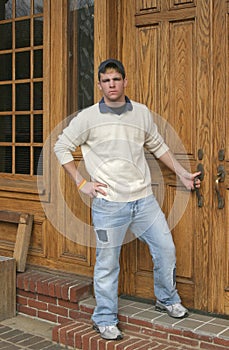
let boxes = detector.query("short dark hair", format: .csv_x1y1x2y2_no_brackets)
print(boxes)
98,59,126,80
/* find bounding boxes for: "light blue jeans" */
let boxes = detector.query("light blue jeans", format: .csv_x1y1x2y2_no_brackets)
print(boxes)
91,194,181,326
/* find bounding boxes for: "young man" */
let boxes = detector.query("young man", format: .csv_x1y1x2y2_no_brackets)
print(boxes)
54,59,201,341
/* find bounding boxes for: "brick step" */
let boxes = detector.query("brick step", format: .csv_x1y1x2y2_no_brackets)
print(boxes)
53,319,191,350
16,269,93,324
16,270,229,349
72,298,229,350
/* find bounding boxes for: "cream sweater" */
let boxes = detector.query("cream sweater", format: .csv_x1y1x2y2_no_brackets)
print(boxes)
54,99,169,202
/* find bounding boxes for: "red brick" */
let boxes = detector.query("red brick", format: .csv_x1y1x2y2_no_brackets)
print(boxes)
82,329,98,349
53,322,81,345
58,298,79,310
48,303,68,317
16,295,27,306
38,310,57,323
17,289,36,299
170,334,199,347
38,294,57,305
61,282,79,300
28,298,47,311
69,283,92,303
69,309,92,321
58,316,71,324
213,336,229,348
151,345,170,350
26,272,44,292
128,317,152,329
90,333,103,350
18,304,37,317
37,276,54,295
58,323,75,346
17,270,33,282
48,278,66,297
80,303,94,314
61,280,78,300
16,273,26,289
117,336,153,350
55,279,70,299
66,323,91,348
136,343,156,349
141,327,168,340
200,342,229,350
118,314,128,323
183,329,213,343
74,325,93,349
97,338,106,350
52,325,60,343
24,272,43,292
119,322,141,334
125,339,157,350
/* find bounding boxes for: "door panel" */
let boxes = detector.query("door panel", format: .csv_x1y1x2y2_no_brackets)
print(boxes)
120,0,228,315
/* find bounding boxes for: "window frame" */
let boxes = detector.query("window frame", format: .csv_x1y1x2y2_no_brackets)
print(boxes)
0,0,50,202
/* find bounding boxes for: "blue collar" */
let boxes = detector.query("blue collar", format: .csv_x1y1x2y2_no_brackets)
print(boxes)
99,96,133,114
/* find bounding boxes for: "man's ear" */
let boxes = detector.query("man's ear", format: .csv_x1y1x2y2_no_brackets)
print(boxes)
124,77,128,88
97,81,102,90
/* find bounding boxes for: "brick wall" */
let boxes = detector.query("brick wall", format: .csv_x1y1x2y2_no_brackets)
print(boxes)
16,269,93,324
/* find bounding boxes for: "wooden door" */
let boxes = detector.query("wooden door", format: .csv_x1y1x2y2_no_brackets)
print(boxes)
119,0,228,315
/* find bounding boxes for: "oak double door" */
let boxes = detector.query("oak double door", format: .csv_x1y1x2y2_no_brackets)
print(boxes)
117,0,229,315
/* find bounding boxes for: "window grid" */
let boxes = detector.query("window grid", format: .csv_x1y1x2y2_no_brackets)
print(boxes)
0,0,43,176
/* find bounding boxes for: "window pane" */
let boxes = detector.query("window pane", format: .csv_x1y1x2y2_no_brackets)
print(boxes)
16,115,30,143
34,0,43,14
34,147,43,175
68,0,94,112
0,54,12,81
34,49,43,78
16,51,30,79
0,85,12,111
16,0,31,17
4,1,12,20
34,82,43,110
0,116,12,142
34,17,43,46
0,146,12,173
0,23,12,50
33,114,43,142
15,146,30,174
16,83,30,110
16,20,30,48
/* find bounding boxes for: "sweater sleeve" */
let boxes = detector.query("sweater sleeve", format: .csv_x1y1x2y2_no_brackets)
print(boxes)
54,113,90,165
144,110,169,158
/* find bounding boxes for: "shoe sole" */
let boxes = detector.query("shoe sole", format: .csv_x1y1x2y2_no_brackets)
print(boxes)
93,324,123,340
155,304,189,319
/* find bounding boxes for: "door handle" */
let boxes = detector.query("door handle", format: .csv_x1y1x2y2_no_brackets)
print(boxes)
215,165,225,209
194,164,204,208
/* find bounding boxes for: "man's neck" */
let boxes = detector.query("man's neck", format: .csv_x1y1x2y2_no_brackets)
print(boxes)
103,97,126,108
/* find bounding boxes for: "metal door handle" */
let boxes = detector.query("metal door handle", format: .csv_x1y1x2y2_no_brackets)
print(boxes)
194,179,203,208
215,166,225,209
194,164,204,208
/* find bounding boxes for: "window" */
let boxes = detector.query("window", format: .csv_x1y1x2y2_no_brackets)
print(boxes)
0,0,44,176
68,0,94,113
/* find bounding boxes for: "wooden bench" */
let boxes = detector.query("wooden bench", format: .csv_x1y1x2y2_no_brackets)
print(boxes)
0,210,33,272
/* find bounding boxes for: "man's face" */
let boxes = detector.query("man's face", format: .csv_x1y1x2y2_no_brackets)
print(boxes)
98,68,127,106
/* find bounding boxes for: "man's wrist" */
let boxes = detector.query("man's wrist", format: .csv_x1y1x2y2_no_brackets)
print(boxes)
178,170,189,179
77,178,87,190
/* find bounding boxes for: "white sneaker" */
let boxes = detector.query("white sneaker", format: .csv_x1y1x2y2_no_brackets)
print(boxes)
155,300,189,318
93,323,123,340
